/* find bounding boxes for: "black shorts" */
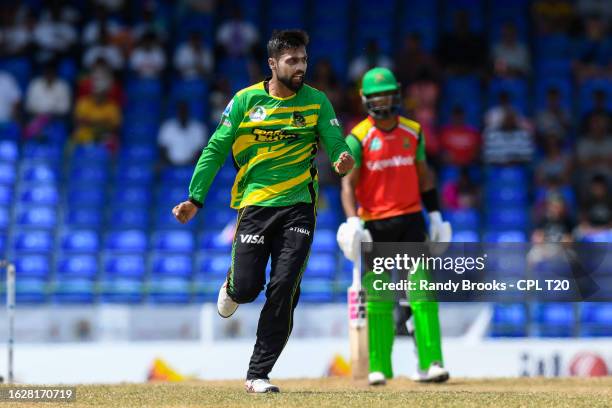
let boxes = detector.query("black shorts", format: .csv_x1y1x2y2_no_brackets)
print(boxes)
364,211,427,243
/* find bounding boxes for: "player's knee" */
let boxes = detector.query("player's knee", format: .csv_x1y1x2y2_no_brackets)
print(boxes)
229,284,262,304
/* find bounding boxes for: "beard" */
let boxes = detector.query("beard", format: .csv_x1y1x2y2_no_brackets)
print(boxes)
278,72,304,92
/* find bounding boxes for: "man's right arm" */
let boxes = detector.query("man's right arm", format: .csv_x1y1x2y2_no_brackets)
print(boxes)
187,95,242,207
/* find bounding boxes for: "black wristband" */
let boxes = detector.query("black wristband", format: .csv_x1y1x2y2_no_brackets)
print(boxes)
421,188,440,213
188,197,203,208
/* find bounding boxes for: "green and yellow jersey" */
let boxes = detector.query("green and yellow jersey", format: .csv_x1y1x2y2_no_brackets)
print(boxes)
188,80,350,209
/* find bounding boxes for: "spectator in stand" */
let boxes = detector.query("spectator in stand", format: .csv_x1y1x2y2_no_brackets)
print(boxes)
483,109,534,165
348,39,393,83
442,167,479,210
0,7,36,58
77,57,123,106
535,136,573,186
310,59,343,112
573,15,612,82
575,174,611,239
577,113,612,182
440,106,481,167
581,89,611,133
577,0,612,20
532,195,575,243
24,60,70,120
208,76,232,125
33,4,77,61
129,31,166,78
437,10,487,75
535,87,572,142
216,9,259,59
485,90,530,130
83,24,124,71
158,101,207,167
174,31,214,79
492,22,531,77
131,2,167,45
73,79,121,151
0,70,22,124
394,33,439,85
82,5,122,46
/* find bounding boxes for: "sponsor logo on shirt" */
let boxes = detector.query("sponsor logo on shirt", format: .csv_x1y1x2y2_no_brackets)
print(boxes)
253,128,298,142
365,155,414,171
222,99,234,117
330,118,340,127
289,226,311,236
249,106,267,122
403,137,411,149
291,112,306,127
222,119,232,127
240,234,265,244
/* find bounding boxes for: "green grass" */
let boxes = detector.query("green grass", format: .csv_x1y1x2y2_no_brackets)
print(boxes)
2,377,611,408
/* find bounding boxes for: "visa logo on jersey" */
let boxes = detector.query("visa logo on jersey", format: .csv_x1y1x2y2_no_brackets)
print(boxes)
240,234,265,244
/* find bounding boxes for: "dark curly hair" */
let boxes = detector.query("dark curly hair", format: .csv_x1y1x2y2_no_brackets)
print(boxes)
267,29,309,58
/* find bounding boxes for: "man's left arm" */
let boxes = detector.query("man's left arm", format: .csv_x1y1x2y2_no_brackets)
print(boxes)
415,130,452,242
317,95,354,175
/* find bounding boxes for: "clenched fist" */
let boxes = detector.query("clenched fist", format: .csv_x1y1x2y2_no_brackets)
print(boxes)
334,151,355,175
172,201,198,224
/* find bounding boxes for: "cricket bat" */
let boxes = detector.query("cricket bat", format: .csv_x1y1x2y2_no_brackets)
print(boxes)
348,239,369,380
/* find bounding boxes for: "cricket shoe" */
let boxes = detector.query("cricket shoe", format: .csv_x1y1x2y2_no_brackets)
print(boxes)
368,371,386,386
245,379,280,393
411,363,449,383
217,280,238,318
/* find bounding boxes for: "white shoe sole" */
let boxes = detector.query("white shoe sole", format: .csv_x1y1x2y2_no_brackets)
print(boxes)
217,281,238,318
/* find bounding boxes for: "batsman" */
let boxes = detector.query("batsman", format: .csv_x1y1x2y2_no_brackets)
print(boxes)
337,67,451,385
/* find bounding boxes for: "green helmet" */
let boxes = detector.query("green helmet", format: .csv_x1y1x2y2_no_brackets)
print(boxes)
361,67,401,119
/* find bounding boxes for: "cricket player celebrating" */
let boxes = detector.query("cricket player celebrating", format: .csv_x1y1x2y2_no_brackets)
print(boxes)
173,30,354,393
337,67,450,385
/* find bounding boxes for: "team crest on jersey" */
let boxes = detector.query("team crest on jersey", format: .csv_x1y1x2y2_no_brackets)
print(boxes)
291,111,306,127
370,137,382,151
222,99,234,117
249,106,267,122
403,137,411,149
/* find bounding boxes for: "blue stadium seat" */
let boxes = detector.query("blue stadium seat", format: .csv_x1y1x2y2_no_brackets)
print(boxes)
533,303,575,338
112,186,152,205
486,165,528,184
0,122,20,141
484,230,527,243
12,230,54,252
154,206,189,229
14,254,51,279
0,57,31,91
58,57,77,83
306,253,336,279
151,230,195,252
441,76,482,125
100,278,144,303
124,101,162,123
445,209,480,230
126,78,162,101
0,185,12,205
486,209,529,231
71,145,110,164
490,303,527,337
0,140,18,162
312,229,336,252
105,230,148,252
15,279,47,304
316,210,341,230
198,253,231,278
161,166,193,185
57,255,98,279
149,277,191,304
453,230,480,242
155,187,187,207
485,186,528,206
60,229,99,253
300,278,334,303
116,163,154,185
581,303,612,337
120,144,158,163
104,254,146,279
19,185,59,205
0,234,6,255
201,207,236,229
535,34,571,60
67,187,105,207
151,254,193,278
0,206,8,229
199,230,233,251
265,0,306,35
109,207,150,229
64,207,103,228
53,278,95,304
535,59,572,80
20,162,58,183
16,206,58,229
69,165,109,184
0,162,16,184
122,121,159,142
